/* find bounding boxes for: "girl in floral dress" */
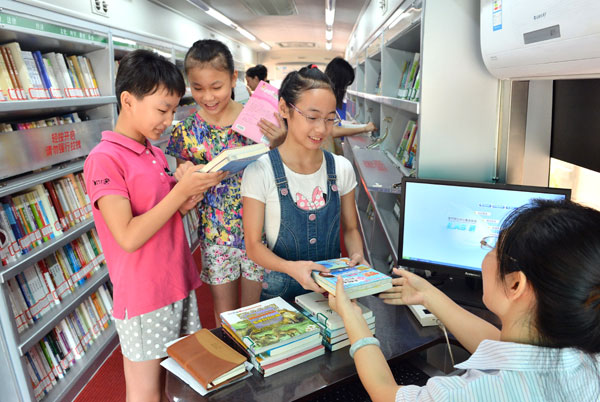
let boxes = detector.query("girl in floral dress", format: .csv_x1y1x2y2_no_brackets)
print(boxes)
166,40,281,324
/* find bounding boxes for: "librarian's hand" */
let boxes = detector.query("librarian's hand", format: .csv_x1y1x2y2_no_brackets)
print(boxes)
328,276,362,318
378,268,431,306
259,113,287,148
365,121,377,133
348,253,368,267
176,166,226,198
290,261,329,293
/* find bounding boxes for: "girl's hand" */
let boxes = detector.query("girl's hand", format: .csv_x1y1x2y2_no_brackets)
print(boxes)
175,165,226,199
365,121,377,133
179,194,203,215
259,113,287,147
378,267,433,306
348,253,368,267
289,261,330,293
328,276,362,319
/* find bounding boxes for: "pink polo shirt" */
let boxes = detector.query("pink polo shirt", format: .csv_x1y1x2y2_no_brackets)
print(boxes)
84,131,202,319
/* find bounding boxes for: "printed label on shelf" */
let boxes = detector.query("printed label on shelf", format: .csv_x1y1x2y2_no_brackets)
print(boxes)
56,279,71,298
15,312,26,329
33,229,42,241
7,88,24,101
9,241,21,256
53,220,62,232
18,235,31,249
92,323,100,335
73,209,82,219
75,343,84,358
101,315,109,325
50,88,64,99
60,357,69,370
28,88,51,100
42,225,53,237
64,88,84,98
60,218,69,230
0,90,5,101
82,331,92,345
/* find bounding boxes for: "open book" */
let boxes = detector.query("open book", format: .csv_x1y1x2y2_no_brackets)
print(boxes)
232,80,279,145
197,143,268,174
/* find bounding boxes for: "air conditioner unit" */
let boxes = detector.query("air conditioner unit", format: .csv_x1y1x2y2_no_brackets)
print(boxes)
480,0,600,79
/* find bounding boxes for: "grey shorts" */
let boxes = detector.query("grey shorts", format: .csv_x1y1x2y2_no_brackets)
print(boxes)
114,291,201,362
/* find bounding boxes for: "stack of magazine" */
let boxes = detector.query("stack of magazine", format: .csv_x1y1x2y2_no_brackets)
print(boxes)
220,297,324,377
295,292,375,351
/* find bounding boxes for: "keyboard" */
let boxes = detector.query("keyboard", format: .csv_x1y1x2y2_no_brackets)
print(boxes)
303,359,430,401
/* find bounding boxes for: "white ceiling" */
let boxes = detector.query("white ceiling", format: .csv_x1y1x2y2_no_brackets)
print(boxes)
153,0,368,57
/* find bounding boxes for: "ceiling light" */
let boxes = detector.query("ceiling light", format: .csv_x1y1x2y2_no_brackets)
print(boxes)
113,36,137,47
237,27,256,41
260,42,271,50
325,29,333,41
326,41,332,50
325,0,335,26
206,7,235,26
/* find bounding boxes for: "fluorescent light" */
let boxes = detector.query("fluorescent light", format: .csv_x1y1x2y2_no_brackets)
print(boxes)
206,7,235,26
237,27,256,41
325,29,333,41
325,8,335,25
113,36,137,46
260,42,271,50
326,41,332,50
153,49,173,59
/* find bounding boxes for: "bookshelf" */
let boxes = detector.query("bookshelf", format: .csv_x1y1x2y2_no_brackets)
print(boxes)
343,0,500,272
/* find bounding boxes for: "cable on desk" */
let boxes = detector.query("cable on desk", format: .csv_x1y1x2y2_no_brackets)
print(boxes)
436,319,455,367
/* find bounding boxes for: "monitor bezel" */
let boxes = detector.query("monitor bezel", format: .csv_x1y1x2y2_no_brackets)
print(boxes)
397,177,572,279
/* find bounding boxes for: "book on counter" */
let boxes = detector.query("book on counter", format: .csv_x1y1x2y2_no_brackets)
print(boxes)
312,257,393,298
197,143,268,175
232,80,279,145
165,329,251,393
220,297,320,355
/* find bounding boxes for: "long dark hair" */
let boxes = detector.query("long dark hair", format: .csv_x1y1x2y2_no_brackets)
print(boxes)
325,57,354,109
496,199,600,354
184,39,234,76
279,66,333,107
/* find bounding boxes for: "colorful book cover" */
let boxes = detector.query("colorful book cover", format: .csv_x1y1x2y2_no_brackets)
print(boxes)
311,260,392,298
295,291,372,330
232,80,279,145
220,296,320,355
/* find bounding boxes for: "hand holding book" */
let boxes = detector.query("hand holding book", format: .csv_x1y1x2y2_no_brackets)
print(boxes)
286,260,330,293
174,161,227,199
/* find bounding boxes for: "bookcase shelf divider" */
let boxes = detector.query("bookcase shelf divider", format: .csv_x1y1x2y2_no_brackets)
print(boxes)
0,160,85,198
0,219,95,283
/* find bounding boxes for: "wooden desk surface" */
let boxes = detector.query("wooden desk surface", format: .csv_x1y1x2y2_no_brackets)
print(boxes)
165,296,448,402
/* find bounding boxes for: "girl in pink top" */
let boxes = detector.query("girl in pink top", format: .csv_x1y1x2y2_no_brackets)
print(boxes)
84,50,225,402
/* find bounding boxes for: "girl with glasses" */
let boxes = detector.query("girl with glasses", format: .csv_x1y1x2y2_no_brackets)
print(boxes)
329,199,600,402
241,66,368,301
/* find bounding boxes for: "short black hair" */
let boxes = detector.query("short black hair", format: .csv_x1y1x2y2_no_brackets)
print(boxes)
246,64,268,81
115,49,185,110
184,39,234,76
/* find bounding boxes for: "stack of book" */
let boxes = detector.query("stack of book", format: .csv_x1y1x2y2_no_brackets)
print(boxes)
0,41,100,101
397,52,421,101
24,283,113,401
295,292,375,351
312,258,393,299
162,329,253,396
220,297,324,377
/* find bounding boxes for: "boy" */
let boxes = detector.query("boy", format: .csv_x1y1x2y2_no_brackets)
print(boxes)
84,50,225,402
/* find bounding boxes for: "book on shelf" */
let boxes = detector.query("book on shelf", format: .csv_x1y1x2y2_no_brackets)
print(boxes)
197,143,269,175
220,296,321,355
397,53,420,100
165,328,249,392
400,123,419,168
232,80,279,145
312,257,393,298
395,120,417,162
21,286,114,400
295,291,373,331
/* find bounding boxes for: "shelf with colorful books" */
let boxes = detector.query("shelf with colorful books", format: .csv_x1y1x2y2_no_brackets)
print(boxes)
346,90,419,115
17,264,108,354
0,159,84,198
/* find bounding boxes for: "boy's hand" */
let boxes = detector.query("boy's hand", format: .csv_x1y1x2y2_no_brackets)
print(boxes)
174,161,205,181
289,261,329,293
179,194,203,215
175,165,226,199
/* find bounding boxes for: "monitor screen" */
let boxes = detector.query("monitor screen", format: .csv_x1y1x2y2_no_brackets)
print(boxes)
398,178,571,278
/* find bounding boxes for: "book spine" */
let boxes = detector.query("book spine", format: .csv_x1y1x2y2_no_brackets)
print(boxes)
43,182,68,231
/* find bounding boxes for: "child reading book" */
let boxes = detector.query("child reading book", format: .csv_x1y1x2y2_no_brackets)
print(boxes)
83,50,225,402
166,40,283,325
241,66,368,301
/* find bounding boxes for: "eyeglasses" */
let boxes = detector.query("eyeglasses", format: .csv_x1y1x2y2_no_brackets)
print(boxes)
289,103,340,127
480,235,498,250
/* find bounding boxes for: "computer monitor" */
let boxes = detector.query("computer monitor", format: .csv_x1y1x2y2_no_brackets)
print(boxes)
398,178,571,306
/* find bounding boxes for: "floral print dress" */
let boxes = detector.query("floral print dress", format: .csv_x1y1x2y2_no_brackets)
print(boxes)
166,112,253,249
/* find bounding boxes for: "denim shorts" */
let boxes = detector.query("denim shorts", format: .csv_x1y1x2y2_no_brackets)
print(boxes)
114,291,201,362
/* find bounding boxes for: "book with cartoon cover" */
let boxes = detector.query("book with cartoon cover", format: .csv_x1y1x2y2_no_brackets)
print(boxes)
232,80,279,145
220,297,320,355
312,258,392,298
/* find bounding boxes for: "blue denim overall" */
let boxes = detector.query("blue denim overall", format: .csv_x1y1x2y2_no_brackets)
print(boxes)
260,148,341,301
